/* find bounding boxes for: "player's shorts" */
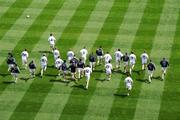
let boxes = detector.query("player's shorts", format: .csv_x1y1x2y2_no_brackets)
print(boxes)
41,64,47,70
50,43,55,48
130,61,135,66
68,57,73,61
29,69,35,74
148,70,153,75
11,73,18,77
162,67,167,73
54,55,59,60
90,62,96,67
77,68,83,73
115,58,121,62
97,56,103,60
142,59,148,64
8,64,14,69
106,70,112,75
22,58,28,64
85,75,90,81
124,61,128,66
126,84,132,90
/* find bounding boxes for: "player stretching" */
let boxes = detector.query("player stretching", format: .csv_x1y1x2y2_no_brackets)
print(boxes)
48,33,56,52
84,65,92,89
104,52,112,64
160,58,169,80
40,54,48,77
129,51,136,75
122,53,129,73
147,60,156,83
10,64,20,83
21,49,29,69
28,60,36,78
124,74,133,96
105,61,113,81
140,51,149,70
80,47,88,64
96,46,104,65
55,56,63,76
89,52,96,71
114,49,123,69
77,59,85,79
53,48,60,60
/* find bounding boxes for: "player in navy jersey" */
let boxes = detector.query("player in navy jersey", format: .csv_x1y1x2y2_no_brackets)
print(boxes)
96,46,104,65
160,58,169,80
147,60,156,83
61,60,68,80
89,52,96,71
122,53,129,73
69,62,77,80
77,59,85,79
7,53,16,71
28,60,36,78
10,64,20,83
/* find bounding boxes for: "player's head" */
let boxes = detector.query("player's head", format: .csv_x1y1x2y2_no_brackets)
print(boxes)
108,60,111,63
43,54,46,56
144,50,146,53
57,56,60,59
69,48,71,51
118,48,120,51
131,51,134,54
106,51,109,54
83,46,86,49
63,60,66,63
24,49,27,51
149,59,152,62
126,72,130,77
50,33,53,36
79,58,82,61
99,46,102,48
125,52,128,55
163,58,165,60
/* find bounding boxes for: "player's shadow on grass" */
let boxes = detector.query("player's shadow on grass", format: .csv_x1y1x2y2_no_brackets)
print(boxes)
50,79,70,84
93,69,104,73
3,81,15,84
71,84,86,90
0,73,10,77
152,76,162,80
133,69,142,75
95,78,106,82
136,78,149,83
114,93,127,98
113,70,127,75
20,77,30,82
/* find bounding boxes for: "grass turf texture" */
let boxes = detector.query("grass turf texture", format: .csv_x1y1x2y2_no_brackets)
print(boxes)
0,0,180,120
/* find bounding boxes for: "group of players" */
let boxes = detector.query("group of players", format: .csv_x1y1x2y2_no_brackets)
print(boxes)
6,33,170,96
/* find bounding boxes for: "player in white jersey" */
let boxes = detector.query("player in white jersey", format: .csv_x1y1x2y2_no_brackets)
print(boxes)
84,65,92,89
114,49,123,69
67,49,74,61
105,61,113,81
104,52,112,64
124,74,133,96
80,46,88,64
40,54,48,77
48,33,56,52
55,56,63,76
129,51,136,75
53,48,60,60
140,51,149,70
21,49,29,69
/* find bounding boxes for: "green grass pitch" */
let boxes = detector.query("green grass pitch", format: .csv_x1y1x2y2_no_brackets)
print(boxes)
0,0,179,120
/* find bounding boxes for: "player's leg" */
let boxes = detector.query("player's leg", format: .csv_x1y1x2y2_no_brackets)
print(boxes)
85,75,90,89
77,68,81,79
97,56,100,65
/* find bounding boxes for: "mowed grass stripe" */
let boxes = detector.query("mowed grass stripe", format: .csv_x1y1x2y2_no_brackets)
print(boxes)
58,0,116,120
6,1,66,120
0,0,16,18
158,12,180,120
0,0,79,119
0,0,33,41
0,0,50,95
82,0,131,119
9,1,98,120
133,0,179,120
108,0,165,120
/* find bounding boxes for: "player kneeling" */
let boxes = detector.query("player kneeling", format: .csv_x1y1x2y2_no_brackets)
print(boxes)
84,65,92,89
40,54,48,77
124,74,133,96
29,60,36,78
160,58,169,80
10,64,20,83
55,56,63,76
105,61,113,81
147,60,156,83
21,49,29,69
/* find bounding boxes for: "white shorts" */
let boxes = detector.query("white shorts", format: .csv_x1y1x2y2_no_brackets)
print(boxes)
85,75,90,81
106,70,112,75
126,84,132,90
11,73,18,77
148,70,153,75
130,61,135,66
22,58,28,64
68,57,73,61
41,64,47,70
29,69,35,74
90,62,95,67
115,58,121,63
162,67,167,73
124,61,128,66
50,43,55,48
77,68,83,73
97,56,103,60
81,56,86,61
8,64,14,69
142,59,148,64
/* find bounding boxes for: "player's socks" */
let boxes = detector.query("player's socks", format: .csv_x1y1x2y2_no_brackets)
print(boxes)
41,69,43,76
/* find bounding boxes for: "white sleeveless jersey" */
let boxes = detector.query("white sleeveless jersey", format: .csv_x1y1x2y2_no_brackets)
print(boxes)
104,54,112,62
105,63,112,71
41,56,47,65
141,53,149,60
129,54,136,62
48,36,56,45
21,51,29,59
80,49,88,57
53,49,60,57
84,67,92,75
67,51,74,58
115,51,123,60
